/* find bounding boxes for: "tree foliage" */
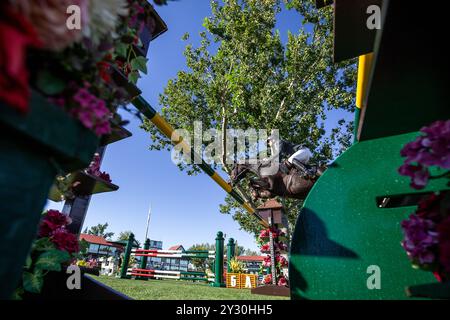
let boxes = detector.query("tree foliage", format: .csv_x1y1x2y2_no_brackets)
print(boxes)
142,0,357,237
84,223,114,240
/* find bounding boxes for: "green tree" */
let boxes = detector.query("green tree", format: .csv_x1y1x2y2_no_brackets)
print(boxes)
85,223,114,240
243,249,259,256
187,243,215,272
116,231,133,242
143,0,356,237
117,231,141,247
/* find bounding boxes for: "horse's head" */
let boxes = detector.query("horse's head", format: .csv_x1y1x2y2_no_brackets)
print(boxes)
230,164,248,186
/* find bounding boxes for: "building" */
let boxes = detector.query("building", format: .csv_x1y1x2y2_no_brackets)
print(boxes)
146,244,190,272
79,234,125,259
149,240,163,250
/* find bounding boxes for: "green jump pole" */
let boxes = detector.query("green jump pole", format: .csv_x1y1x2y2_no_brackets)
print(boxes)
120,233,134,279
137,238,150,281
227,238,235,273
212,231,225,287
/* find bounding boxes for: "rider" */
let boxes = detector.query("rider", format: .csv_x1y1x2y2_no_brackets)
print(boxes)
267,134,316,177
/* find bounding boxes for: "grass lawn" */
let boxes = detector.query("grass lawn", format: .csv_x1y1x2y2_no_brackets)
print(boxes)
91,275,289,300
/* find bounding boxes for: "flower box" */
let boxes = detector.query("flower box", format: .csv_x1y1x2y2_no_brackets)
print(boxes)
406,281,450,299
0,91,100,299
48,172,119,202
22,269,130,300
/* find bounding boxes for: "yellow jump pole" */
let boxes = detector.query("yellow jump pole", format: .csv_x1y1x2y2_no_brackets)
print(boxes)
131,96,268,227
354,53,374,143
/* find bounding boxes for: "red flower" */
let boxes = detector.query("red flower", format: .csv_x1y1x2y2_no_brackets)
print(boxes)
97,61,112,84
0,5,41,112
38,210,71,238
261,243,270,253
263,274,272,285
51,229,79,254
277,276,288,286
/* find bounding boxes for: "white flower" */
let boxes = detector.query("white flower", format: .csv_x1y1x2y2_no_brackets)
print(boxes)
84,0,129,45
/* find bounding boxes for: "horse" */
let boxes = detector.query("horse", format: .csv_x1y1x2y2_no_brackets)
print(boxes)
230,162,323,200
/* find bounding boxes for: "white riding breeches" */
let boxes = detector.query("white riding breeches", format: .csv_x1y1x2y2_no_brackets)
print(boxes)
288,147,312,164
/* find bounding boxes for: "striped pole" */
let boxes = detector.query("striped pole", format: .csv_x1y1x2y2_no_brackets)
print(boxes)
131,96,268,228
137,238,151,281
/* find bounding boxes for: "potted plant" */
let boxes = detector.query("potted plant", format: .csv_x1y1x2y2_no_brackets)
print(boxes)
0,0,163,299
397,120,450,299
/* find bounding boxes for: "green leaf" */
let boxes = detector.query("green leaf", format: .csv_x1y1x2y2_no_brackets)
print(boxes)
128,70,140,84
32,238,56,252
115,43,128,58
23,271,44,294
24,255,32,269
130,56,148,74
11,288,24,300
35,71,66,95
35,250,70,272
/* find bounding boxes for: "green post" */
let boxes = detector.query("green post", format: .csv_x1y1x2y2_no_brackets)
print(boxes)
226,238,235,273
137,238,150,281
120,233,134,279
212,231,225,287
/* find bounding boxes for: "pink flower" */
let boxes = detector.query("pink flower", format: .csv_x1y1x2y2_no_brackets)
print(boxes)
399,120,450,189
86,153,112,183
276,255,288,267
401,214,439,265
261,243,270,253
70,86,111,137
398,163,429,190
262,255,271,267
277,276,288,286
259,229,270,240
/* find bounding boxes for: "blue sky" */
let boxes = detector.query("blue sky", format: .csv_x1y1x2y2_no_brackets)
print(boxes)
46,0,351,252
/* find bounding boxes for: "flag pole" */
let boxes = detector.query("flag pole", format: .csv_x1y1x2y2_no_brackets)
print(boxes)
144,203,151,242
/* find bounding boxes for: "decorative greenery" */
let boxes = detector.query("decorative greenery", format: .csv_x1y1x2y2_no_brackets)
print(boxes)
83,223,115,240
14,211,80,299
257,226,288,286
228,257,245,273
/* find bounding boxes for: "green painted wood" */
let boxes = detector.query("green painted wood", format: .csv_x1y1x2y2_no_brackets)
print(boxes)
212,232,225,287
0,93,100,299
0,91,99,173
289,132,449,300
0,135,57,299
358,1,450,141
227,238,236,273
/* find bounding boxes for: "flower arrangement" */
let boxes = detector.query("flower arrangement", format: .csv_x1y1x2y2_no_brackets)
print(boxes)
398,120,450,189
257,226,289,287
398,120,450,282
228,257,245,274
75,258,99,269
14,210,81,298
85,153,112,183
1,0,162,136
